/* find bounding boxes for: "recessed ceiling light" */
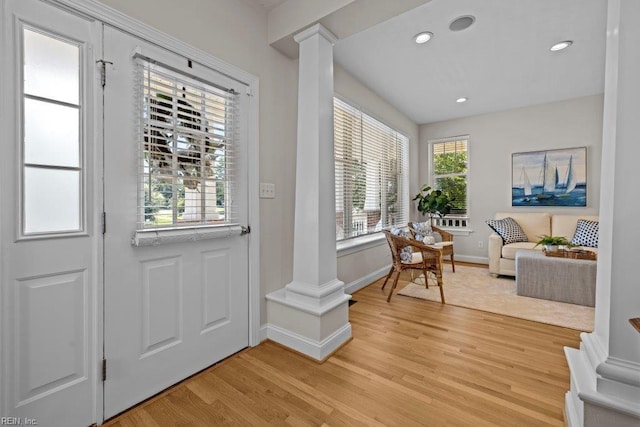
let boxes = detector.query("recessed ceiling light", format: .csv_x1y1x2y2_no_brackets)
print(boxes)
456,97,468,103
450,15,475,32
550,40,573,51
414,32,433,44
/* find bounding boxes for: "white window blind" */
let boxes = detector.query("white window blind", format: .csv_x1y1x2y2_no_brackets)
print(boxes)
136,59,239,229
334,97,409,241
431,137,468,216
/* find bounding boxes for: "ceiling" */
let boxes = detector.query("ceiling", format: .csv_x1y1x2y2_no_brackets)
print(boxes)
333,0,608,124
247,0,286,11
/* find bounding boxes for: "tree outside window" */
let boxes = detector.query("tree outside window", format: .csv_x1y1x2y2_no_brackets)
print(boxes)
432,138,468,216
138,61,236,229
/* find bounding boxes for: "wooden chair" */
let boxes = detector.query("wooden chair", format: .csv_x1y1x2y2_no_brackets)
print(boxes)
408,221,456,272
382,230,445,303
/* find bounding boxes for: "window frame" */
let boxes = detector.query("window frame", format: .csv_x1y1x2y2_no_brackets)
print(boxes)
333,96,409,243
428,135,470,231
135,58,239,231
18,24,87,240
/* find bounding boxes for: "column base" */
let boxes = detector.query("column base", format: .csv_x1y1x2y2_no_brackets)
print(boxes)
565,333,640,426
266,287,351,361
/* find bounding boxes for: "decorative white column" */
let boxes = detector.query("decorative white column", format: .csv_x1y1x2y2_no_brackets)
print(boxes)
564,1,640,425
266,24,352,361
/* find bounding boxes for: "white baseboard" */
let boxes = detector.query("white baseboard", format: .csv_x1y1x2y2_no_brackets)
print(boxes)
343,265,390,295
565,392,581,427
258,324,269,343
265,322,352,361
565,342,640,425
454,255,488,265
342,255,489,296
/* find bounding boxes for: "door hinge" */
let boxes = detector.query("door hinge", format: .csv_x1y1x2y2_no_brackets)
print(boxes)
97,59,113,88
102,212,107,234
102,359,107,382
241,225,251,235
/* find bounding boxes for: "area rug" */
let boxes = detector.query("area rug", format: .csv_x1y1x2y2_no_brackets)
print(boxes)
397,264,594,331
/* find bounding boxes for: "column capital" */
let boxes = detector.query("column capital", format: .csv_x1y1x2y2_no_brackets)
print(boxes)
294,23,338,45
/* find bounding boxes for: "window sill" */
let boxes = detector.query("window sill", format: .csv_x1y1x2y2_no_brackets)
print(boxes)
337,233,387,257
132,224,242,247
438,227,474,236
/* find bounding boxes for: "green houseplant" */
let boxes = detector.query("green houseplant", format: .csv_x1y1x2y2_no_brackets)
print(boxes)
413,185,453,225
535,234,569,251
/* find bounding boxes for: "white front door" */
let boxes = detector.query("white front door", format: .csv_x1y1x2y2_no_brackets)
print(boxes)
0,0,100,426
102,27,250,418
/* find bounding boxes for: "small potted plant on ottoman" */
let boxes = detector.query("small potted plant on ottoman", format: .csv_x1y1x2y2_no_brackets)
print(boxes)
535,234,569,252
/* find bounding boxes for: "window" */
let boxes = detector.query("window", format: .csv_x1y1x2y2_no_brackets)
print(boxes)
334,97,409,241
430,136,468,227
21,27,83,235
137,59,238,229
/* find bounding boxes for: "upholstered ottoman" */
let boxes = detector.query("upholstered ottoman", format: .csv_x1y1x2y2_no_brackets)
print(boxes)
515,251,596,307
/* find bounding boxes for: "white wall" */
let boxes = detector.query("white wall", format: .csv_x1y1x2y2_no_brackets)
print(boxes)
96,0,299,324
419,94,604,263
333,64,419,288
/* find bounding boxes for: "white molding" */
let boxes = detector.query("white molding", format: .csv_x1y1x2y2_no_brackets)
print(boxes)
440,227,474,236
0,0,8,418
566,342,640,424
597,357,640,389
265,322,352,361
92,36,105,424
266,288,351,317
293,23,337,45
337,233,386,257
581,331,608,370
339,255,489,296
344,265,390,295
455,255,488,265
565,346,595,427
247,78,261,347
427,134,471,145
131,225,243,247
565,392,581,427
259,324,268,343
579,390,640,420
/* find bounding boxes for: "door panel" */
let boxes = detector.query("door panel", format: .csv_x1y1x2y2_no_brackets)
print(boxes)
140,256,182,356
0,1,100,426
16,270,87,403
202,249,231,330
103,26,249,418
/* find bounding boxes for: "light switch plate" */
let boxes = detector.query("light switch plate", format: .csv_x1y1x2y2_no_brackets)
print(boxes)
259,182,275,199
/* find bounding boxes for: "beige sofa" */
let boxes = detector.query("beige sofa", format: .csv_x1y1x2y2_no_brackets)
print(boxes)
488,212,599,276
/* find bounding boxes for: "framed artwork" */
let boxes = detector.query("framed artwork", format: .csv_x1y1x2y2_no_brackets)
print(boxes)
512,147,587,207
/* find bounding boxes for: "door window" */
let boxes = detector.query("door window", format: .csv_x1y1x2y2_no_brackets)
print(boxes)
137,59,239,229
21,28,83,235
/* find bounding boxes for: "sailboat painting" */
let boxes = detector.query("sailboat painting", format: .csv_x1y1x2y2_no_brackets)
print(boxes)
512,147,586,207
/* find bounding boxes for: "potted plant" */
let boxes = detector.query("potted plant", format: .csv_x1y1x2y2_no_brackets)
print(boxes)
535,234,569,252
413,185,453,225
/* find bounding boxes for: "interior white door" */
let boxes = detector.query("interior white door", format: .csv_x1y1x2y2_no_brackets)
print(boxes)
102,26,250,418
0,1,100,426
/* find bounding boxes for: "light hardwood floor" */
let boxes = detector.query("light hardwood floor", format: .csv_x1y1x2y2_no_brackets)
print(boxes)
105,266,581,426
